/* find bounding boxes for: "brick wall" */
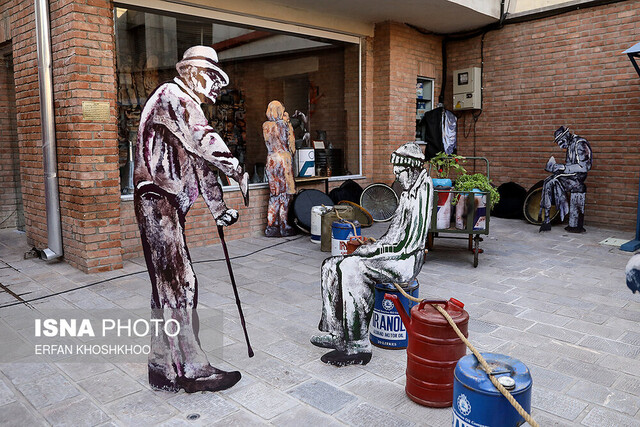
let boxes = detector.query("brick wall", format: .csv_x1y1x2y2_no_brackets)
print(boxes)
445,1,640,230
372,22,443,184
0,42,23,230
6,0,123,272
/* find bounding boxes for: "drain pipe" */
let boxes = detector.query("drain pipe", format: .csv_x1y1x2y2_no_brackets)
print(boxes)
34,0,63,260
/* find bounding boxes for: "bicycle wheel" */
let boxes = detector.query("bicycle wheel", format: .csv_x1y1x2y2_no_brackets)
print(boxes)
360,183,399,222
523,181,559,225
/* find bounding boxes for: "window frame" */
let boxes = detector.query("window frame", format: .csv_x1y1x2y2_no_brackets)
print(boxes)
115,0,363,199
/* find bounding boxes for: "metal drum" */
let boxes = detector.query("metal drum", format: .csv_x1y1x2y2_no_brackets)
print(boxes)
452,353,532,427
311,205,331,244
370,281,419,349
331,220,360,256
386,296,469,408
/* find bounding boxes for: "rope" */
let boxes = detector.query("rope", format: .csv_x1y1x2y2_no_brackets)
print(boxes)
391,283,539,427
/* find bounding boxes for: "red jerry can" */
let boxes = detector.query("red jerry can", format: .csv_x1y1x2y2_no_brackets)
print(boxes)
385,295,468,407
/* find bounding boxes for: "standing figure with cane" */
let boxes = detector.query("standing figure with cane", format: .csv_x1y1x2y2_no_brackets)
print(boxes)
134,46,250,392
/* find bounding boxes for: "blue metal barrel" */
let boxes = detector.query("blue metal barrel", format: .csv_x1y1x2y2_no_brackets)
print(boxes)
452,353,532,427
370,280,419,349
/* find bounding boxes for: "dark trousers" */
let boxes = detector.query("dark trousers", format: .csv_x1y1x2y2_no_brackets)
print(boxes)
135,185,212,380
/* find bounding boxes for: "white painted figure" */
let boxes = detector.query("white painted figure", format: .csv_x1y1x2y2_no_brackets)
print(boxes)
134,46,249,392
311,142,433,366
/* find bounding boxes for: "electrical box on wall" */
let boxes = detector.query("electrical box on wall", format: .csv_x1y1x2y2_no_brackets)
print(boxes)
453,67,481,110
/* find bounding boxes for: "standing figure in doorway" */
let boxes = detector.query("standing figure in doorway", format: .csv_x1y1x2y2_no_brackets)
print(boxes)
311,142,433,366
539,126,592,233
134,46,249,393
263,100,296,237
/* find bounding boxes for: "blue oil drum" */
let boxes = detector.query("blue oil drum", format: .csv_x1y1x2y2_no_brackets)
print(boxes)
369,280,419,349
331,220,361,256
452,353,532,427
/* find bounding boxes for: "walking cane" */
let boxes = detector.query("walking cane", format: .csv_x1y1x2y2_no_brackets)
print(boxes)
217,224,254,358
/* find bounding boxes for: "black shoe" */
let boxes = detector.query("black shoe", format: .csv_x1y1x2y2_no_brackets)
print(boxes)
564,225,586,233
149,365,179,392
310,334,337,349
320,350,372,367
265,226,281,237
539,222,551,232
177,370,242,393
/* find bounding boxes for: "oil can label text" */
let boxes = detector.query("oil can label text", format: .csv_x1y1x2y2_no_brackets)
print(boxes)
371,311,406,339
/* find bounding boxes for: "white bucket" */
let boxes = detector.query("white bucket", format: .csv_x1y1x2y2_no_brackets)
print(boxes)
311,205,331,244
436,189,453,229
455,194,467,230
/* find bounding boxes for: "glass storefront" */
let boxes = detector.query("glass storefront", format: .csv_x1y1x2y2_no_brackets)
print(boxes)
114,6,362,195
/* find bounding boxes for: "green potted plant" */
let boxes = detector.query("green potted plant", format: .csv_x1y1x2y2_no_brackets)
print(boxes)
451,173,500,230
451,173,500,208
428,152,467,187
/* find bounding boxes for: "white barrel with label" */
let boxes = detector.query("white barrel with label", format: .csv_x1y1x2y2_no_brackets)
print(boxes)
311,205,331,244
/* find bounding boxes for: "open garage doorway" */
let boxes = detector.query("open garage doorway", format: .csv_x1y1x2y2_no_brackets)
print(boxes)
0,42,24,231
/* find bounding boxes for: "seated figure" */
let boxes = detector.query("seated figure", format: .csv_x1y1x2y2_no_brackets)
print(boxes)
312,142,433,366
539,126,592,233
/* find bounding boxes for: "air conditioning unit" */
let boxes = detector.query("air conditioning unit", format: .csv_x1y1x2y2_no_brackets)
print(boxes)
453,67,481,110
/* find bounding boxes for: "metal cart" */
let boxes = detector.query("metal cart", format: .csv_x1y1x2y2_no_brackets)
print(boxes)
427,157,491,267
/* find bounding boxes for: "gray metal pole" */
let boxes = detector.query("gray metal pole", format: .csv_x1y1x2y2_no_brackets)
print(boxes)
34,0,63,260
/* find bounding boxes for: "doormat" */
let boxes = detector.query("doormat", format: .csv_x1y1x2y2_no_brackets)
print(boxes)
599,237,628,246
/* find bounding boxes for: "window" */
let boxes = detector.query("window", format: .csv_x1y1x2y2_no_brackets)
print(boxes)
415,77,434,141
114,6,362,195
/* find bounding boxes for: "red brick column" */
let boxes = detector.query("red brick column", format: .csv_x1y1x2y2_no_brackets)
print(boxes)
7,0,122,272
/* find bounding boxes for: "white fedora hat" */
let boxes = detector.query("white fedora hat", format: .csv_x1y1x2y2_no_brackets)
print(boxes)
176,46,229,85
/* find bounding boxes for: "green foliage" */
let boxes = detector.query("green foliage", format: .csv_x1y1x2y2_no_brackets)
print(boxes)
452,173,500,209
428,152,467,179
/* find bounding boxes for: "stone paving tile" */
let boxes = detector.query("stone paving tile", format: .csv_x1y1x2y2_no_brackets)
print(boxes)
166,391,238,423
55,362,114,382
241,355,310,390
0,220,639,426
210,407,276,426
41,395,111,426
0,379,16,406
619,331,640,347
14,372,80,409
578,335,640,359
467,318,499,334
564,319,623,340
361,349,406,381
489,326,551,349
0,401,47,426
614,374,640,397
77,369,143,404
526,323,584,344
106,390,176,425
528,364,576,392
262,338,319,366
479,311,535,331
580,406,640,427
288,379,356,414
270,404,346,426
566,380,639,416
391,398,451,426
299,360,366,387
335,402,415,427
536,340,601,364
517,308,572,327
531,386,588,421
551,358,619,387
553,306,609,324
227,381,298,420
343,372,407,410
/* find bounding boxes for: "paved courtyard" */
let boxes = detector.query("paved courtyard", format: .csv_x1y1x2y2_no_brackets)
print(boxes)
0,216,638,426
